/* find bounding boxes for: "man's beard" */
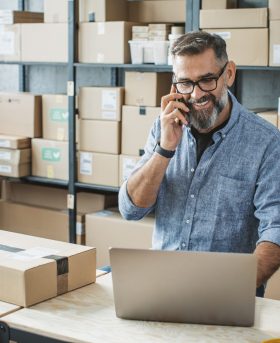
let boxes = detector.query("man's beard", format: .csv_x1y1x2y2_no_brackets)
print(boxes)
187,87,228,130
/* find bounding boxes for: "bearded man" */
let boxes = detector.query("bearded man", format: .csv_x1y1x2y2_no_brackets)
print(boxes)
118,31,280,297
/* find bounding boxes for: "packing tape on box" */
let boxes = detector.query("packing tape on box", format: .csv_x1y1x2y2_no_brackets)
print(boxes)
0,244,69,296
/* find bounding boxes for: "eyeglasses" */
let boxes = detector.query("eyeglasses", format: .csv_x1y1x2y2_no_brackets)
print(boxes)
173,62,228,94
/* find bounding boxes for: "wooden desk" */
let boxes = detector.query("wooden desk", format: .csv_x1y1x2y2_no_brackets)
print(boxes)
0,273,280,343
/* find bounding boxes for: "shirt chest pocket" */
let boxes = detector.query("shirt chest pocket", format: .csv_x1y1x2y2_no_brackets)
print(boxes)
215,175,254,219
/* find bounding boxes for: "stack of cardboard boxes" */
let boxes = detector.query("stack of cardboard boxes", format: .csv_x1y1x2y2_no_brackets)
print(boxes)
32,95,69,180
0,135,31,178
78,87,124,187
0,92,41,177
200,3,268,66
120,71,171,186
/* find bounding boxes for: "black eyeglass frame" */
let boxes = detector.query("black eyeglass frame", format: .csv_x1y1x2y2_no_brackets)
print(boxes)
172,61,229,94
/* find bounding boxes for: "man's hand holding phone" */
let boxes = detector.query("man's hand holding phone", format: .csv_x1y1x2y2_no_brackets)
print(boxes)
160,85,189,151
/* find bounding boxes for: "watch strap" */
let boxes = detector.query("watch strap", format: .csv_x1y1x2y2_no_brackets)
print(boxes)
154,143,175,158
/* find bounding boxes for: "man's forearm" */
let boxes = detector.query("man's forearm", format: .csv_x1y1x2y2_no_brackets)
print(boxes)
254,241,280,287
127,152,171,208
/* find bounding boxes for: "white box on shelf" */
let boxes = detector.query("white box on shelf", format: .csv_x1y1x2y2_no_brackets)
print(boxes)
129,41,144,64
129,40,169,65
153,41,169,65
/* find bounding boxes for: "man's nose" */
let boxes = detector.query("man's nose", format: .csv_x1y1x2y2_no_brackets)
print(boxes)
191,84,206,101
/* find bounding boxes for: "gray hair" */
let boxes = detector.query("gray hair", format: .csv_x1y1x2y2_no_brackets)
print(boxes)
171,31,228,64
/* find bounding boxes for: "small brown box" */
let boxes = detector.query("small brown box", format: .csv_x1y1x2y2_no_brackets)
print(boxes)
0,93,42,138
125,72,172,107
78,151,119,187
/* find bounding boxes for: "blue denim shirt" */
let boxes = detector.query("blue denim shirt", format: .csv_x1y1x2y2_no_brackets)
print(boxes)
119,92,280,253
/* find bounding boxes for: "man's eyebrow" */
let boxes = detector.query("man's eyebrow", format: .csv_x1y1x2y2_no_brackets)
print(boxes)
176,72,216,82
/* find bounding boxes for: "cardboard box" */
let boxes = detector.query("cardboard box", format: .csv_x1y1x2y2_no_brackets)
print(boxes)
0,148,31,177
78,151,119,187
0,93,42,138
32,139,68,180
44,0,68,23
0,229,96,307
79,119,120,154
86,209,154,267
21,23,68,62
269,0,280,20
0,135,30,149
0,163,30,177
125,72,172,106
78,87,124,121
265,268,280,300
119,154,141,186
79,0,128,22
256,110,278,127
200,8,268,29
42,94,68,141
0,200,85,243
79,22,134,63
2,180,118,213
201,0,237,9
128,0,185,23
0,149,30,164
269,20,280,66
0,24,21,62
205,29,268,66
122,105,160,155
0,10,43,24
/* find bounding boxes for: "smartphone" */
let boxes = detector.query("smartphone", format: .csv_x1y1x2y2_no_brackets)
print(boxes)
176,97,190,124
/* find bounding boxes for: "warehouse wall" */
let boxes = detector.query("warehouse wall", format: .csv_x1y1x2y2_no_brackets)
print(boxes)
0,0,279,109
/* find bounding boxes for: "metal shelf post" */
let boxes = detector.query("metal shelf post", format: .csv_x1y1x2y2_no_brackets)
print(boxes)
67,0,77,243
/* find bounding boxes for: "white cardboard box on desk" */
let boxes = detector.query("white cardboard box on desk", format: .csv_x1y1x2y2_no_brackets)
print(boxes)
0,230,96,307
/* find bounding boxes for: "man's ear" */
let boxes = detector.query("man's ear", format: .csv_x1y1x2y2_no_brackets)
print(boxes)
226,61,236,87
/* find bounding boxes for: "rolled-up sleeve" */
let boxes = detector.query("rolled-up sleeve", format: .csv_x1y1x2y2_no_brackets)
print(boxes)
118,116,161,221
118,181,154,220
255,134,280,247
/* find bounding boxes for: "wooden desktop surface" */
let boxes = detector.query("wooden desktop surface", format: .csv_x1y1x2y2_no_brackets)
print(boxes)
0,301,20,318
1,273,280,343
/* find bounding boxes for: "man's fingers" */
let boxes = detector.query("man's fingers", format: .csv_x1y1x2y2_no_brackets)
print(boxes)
161,108,188,126
161,92,184,110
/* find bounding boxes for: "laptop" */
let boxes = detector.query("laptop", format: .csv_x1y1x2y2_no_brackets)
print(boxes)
109,248,257,326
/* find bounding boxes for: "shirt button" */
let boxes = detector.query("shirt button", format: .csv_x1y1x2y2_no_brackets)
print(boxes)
190,142,193,147
190,194,195,198
181,242,186,248
186,219,190,223
222,133,226,139
191,168,195,172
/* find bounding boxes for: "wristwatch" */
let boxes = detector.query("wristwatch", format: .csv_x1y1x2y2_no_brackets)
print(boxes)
153,142,176,158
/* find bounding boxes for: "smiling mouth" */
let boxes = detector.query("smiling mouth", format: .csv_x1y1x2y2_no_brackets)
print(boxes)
192,99,211,109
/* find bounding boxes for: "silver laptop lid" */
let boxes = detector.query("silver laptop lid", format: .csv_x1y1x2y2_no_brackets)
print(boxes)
110,248,257,326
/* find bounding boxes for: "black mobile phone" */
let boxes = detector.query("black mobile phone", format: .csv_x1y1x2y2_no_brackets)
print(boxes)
176,97,190,123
